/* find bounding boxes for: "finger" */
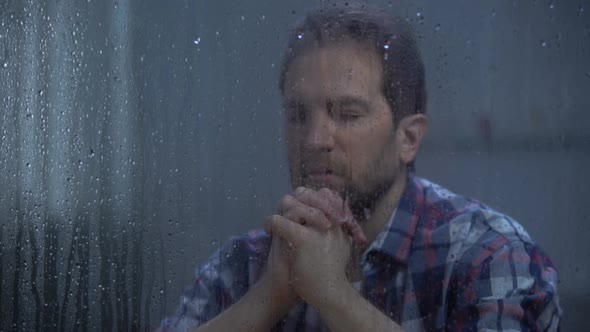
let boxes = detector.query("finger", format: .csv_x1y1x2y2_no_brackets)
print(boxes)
276,194,304,216
341,220,368,245
316,188,349,224
293,188,367,245
294,187,344,227
268,214,307,247
283,204,332,230
265,215,294,251
269,230,293,260
279,192,331,230
265,214,298,235
264,215,274,234
294,186,306,196
276,194,299,215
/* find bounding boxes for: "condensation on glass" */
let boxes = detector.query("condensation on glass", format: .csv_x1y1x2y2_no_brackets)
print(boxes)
0,1,588,330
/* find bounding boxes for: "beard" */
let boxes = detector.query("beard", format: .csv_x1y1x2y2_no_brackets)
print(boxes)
291,165,397,222
343,172,396,222
288,140,400,221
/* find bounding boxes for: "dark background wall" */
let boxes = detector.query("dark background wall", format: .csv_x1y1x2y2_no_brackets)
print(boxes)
0,0,588,330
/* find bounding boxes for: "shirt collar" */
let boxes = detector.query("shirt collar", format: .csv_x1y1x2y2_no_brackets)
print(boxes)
363,173,424,265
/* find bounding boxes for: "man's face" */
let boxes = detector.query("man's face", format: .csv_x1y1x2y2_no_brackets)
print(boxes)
282,40,403,207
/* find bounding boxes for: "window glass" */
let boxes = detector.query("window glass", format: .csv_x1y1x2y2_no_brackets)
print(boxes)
0,1,587,330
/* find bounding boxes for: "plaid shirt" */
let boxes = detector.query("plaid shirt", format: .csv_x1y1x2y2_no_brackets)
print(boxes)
162,174,561,331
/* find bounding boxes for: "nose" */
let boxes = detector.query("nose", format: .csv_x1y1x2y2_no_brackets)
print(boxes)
304,110,335,152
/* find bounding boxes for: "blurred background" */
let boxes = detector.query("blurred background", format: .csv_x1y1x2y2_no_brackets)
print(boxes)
0,0,588,330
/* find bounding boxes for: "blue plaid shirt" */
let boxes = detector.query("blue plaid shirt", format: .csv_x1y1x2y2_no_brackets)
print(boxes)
162,174,561,331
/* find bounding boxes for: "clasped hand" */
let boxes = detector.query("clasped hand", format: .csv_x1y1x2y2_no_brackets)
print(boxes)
262,187,367,307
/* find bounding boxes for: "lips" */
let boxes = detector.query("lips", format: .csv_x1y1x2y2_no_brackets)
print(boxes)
302,165,343,188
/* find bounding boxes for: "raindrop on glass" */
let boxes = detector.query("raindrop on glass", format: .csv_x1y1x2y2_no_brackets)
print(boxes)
193,37,201,45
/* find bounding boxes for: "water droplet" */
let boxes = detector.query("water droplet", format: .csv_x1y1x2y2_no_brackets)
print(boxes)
38,90,44,96
383,44,390,49
193,37,200,45
579,5,585,14
416,12,422,17
541,40,547,47
549,3,554,9
434,24,441,32
2,62,7,68
297,33,303,40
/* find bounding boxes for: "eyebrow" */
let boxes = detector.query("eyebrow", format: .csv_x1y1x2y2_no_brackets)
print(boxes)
282,95,371,111
330,96,371,111
282,99,303,109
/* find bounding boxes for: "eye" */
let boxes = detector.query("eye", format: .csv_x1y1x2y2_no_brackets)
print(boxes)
338,111,361,121
334,108,362,122
286,103,306,124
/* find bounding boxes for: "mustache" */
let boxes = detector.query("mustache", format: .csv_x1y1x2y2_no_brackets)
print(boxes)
300,160,347,176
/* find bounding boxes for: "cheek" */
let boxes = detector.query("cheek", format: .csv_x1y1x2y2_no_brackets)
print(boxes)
345,128,397,179
286,141,302,170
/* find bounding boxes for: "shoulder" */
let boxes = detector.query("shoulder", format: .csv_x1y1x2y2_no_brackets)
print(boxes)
399,177,560,328
411,176,543,268
414,175,534,245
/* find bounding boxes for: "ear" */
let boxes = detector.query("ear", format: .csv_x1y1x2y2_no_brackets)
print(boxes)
397,114,428,165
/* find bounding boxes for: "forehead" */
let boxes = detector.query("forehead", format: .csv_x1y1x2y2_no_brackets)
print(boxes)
282,41,383,102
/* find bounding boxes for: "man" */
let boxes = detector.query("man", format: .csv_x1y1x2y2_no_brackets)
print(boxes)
161,6,561,331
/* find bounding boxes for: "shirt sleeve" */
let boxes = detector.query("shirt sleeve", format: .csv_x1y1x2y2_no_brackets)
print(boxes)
159,231,269,332
158,247,233,331
447,239,562,331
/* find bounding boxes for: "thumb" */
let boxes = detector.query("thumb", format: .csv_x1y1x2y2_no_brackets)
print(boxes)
267,214,305,248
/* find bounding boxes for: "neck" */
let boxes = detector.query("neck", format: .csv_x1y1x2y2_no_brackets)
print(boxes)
358,172,407,246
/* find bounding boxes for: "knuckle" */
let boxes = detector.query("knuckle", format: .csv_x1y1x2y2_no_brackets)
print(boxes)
280,195,292,205
294,186,307,195
308,206,323,219
278,195,295,211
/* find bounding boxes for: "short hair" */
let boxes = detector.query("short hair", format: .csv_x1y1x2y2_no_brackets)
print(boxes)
278,4,427,171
